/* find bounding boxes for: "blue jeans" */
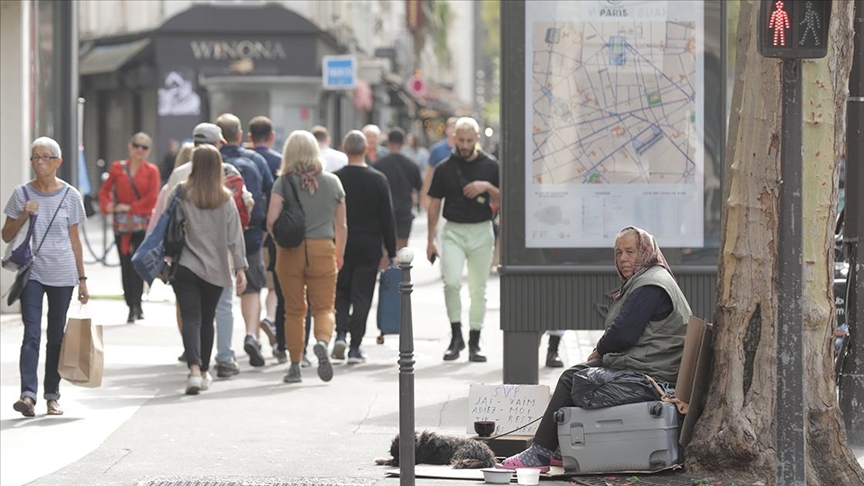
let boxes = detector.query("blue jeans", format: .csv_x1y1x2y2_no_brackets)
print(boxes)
214,286,235,364
20,279,74,403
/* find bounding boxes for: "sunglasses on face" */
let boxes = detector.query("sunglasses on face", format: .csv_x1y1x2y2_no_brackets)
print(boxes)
132,142,150,150
30,155,59,162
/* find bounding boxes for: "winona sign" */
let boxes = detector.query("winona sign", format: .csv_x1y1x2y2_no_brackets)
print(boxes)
190,40,288,61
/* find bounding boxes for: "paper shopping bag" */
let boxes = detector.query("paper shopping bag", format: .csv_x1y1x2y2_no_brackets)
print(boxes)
58,307,104,387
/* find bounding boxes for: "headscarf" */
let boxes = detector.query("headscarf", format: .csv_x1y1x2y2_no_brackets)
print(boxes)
611,226,674,301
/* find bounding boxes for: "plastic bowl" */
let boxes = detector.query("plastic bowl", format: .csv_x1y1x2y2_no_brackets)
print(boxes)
516,467,541,485
481,468,514,484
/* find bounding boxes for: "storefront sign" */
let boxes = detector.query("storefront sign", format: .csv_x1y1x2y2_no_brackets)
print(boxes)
190,40,287,61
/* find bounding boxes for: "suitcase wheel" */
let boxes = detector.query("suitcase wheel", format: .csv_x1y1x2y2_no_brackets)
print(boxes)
377,334,385,345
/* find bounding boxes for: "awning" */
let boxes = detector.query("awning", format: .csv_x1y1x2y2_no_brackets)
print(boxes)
79,38,151,76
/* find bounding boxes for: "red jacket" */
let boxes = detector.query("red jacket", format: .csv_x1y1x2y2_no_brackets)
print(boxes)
98,160,161,216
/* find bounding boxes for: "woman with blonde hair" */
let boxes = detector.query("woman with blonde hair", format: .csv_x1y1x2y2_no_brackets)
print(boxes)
98,132,160,323
267,130,346,384
172,144,247,394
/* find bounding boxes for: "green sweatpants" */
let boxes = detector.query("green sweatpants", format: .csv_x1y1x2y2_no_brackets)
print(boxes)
441,220,495,331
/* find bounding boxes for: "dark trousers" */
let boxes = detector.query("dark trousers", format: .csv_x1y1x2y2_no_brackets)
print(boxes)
116,231,146,309
533,359,602,450
172,265,222,372
335,257,380,349
19,280,73,403
272,272,310,353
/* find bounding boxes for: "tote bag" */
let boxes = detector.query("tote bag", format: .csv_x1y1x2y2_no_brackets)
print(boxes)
132,188,180,285
58,305,104,388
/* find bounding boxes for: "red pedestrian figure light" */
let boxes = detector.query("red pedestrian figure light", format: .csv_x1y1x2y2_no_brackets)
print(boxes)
768,0,790,47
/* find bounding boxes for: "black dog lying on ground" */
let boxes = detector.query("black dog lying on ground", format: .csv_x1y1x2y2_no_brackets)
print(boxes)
375,431,497,469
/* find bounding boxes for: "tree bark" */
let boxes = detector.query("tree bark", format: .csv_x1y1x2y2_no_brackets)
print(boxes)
685,1,862,484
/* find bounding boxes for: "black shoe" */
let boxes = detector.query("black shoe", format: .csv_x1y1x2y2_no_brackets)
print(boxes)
244,335,265,367
443,323,465,361
177,351,187,363
215,360,240,378
468,330,487,363
126,308,135,324
135,305,144,320
546,351,564,368
546,334,564,368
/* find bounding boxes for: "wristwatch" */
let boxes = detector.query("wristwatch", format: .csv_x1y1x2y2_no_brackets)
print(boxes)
78,276,88,281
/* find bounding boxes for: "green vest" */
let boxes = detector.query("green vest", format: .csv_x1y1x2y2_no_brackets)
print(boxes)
601,266,691,383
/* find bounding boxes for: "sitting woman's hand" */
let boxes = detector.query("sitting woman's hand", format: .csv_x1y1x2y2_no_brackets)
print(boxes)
587,350,601,362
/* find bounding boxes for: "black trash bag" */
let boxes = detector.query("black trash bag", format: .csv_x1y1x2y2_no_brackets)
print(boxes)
570,367,661,409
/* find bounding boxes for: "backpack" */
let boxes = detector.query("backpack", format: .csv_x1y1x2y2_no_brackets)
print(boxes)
272,175,305,249
224,171,251,230
225,155,266,226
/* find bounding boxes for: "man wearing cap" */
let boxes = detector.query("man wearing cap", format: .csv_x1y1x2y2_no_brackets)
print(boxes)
372,128,422,251
166,122,253,378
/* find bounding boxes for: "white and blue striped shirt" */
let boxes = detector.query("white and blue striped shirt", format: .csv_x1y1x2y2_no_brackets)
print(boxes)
4,181,86,287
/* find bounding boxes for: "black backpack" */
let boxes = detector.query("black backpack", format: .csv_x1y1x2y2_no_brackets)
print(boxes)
273,175,305,249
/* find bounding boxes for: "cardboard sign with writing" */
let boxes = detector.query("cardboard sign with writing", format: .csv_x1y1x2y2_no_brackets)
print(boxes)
467,384,550,436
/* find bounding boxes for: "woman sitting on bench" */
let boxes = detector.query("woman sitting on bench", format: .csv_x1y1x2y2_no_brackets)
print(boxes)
499,226,692,471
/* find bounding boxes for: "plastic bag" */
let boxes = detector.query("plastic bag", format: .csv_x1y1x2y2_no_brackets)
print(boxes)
570,367,661,409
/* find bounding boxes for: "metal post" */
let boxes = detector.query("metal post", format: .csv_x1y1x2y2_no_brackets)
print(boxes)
776,58,805,486
839,0,864,446
57,0,78,187
397,248,415,486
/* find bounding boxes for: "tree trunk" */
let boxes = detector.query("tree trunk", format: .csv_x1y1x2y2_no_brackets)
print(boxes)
685,1,862,484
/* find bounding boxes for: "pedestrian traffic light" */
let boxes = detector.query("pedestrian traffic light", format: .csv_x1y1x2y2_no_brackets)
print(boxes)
758,0,831,59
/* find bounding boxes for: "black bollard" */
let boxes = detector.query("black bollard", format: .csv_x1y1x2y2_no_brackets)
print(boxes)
397,248,415,486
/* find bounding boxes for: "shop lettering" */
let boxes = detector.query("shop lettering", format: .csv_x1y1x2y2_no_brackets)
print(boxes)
190,40,287,61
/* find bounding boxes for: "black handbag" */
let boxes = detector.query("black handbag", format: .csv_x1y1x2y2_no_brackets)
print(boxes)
5,187,70,306
161,186,186,282
272,175,305,249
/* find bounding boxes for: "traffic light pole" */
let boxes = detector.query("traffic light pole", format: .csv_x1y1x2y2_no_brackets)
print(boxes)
839,0,864,446
776,58,805,486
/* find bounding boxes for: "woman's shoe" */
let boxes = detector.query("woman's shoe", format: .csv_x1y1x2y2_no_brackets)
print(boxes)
185,373,202,395
12,397,35,417
126,308,135,324
46,399,63,416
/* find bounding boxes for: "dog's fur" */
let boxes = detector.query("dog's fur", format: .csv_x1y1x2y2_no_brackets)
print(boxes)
375,431,497,469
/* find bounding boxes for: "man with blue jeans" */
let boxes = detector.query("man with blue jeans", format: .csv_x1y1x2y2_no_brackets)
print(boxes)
426,117,499,362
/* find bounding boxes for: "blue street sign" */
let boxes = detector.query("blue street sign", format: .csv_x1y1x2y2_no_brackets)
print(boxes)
322,55,356,90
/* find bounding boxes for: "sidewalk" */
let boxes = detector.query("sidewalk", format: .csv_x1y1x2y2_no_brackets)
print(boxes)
1,214,861,485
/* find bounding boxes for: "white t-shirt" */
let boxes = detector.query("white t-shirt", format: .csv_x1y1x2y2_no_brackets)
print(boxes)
320,146,348,173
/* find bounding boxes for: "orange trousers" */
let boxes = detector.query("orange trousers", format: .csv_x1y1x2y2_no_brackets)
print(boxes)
275,239,337,363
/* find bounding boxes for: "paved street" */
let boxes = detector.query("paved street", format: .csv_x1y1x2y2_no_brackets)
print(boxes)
1,215,861,485
0,215,596,486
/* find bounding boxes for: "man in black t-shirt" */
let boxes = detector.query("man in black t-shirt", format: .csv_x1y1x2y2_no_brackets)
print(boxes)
373,128,422,250
333,131,398,363
427,117,500,363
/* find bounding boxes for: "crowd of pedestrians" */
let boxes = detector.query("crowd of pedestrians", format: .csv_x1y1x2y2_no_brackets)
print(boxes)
5,113,510,407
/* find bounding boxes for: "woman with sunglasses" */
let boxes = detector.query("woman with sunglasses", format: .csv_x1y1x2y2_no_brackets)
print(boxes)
98,132,161,323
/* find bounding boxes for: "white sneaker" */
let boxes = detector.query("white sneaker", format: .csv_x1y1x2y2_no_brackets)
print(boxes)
185,373,202,395
200,371,213,391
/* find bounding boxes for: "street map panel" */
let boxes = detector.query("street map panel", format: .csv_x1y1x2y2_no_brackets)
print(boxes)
525,1,705,248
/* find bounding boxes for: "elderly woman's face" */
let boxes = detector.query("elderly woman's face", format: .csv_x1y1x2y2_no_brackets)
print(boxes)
615,233,639,279
30,146,61,175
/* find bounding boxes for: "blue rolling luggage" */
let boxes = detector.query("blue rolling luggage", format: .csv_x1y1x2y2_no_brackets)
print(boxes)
376,263,401,343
